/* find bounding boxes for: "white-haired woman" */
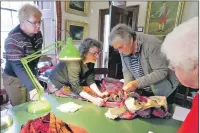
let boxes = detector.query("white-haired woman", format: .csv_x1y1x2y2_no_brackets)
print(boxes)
3,4,43,106
161,17,198,133
109,24,179,104
48,38,108,106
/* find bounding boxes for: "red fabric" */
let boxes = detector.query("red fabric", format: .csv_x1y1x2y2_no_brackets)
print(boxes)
178,93,199,133
157,6,168,24
20,113,88,133
40,66,54,73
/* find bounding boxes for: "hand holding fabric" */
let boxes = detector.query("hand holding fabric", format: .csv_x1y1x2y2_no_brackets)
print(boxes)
99,91,109,98
122,80,138,92
92,97,104,106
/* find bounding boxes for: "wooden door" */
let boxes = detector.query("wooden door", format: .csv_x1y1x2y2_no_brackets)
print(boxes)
107,5,133,79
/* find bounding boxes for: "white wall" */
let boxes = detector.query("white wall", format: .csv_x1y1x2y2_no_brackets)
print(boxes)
126,2,147,27
182,1,199,22
61,1,108,46
126,1,199,28
61,1,198,43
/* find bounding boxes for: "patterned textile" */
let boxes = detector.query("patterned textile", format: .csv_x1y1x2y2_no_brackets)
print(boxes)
48,77,125,107
20,112,88,133
4,25,43,61
48,77,171,119
105,95,171,120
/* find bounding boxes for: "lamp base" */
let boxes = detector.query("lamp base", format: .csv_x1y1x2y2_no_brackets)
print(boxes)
28,100,51,114
1,114,13,130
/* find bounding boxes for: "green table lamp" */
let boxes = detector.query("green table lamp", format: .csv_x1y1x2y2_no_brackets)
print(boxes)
21,37,81,114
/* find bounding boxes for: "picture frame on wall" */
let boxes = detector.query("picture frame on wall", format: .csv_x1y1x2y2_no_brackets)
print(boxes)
144,1,185,38
65,1,89,16
66,20,88,42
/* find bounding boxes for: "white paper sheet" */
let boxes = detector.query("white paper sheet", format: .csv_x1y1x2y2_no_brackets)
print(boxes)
172,105,190,121
57,102,82,113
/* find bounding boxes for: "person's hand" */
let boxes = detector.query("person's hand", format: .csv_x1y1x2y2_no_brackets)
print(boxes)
122,80,138,92
54,90,64,96
98,91,109,98
29,89,40,101
92,97,104,106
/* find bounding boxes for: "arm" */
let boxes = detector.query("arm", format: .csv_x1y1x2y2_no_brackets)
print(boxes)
86,70,108,97
67,61,83,94
136,40,168,88
81,72,104,106
6,41,35,92
10,61,35,91
79,91,103,106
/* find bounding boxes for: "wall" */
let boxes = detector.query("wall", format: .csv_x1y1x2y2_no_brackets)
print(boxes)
182,1,199,22
61,1,109,46
126,2,147,27
62,1,198,41
60,1,198,68
61,1,198,43
127,1,199,28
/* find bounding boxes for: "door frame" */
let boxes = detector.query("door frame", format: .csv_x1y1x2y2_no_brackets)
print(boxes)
98,8,109,67
98,5,139,68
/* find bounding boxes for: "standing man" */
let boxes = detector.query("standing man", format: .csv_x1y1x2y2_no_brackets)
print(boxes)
3,4,43,106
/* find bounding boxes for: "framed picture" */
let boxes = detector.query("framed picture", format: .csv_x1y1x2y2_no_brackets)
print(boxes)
65,1,89,16
144,1,185,37
137,26,144,32
66,20,88,42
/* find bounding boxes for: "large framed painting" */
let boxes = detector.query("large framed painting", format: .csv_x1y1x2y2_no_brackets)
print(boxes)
65,1,89,16
66,20,88,42
144,1,185,37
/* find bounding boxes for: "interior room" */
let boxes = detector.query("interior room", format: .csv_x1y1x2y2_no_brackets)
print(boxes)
0,1,199,133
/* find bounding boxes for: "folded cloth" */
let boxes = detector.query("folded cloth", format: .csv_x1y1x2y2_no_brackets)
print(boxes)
105,107,127,119
20,112,88,133
57,102,82,113
105,94,171,120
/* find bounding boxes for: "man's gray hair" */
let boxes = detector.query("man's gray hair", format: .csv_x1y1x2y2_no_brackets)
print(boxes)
79,38,102,60
109,24,136,45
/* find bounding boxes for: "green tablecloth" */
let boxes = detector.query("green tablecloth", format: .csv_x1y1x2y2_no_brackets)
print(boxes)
2,94,182,133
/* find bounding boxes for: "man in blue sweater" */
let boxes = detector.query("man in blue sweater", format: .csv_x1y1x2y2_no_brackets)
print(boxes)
2,4,43,106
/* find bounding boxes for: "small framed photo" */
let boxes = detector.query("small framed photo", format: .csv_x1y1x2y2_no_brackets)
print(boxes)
137,26,144,32
66,20,88,42
65,1,89,16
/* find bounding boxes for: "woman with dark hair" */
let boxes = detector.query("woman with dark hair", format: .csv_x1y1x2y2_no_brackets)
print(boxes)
48,38,108,106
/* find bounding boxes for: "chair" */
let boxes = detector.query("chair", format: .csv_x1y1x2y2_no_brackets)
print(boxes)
94,68,109,78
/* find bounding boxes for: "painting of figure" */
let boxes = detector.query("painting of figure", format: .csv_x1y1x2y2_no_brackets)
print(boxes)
145,1,185,36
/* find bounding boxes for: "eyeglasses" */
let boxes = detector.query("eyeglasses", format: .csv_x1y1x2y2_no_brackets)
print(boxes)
88,51,101,57
27,20,42,26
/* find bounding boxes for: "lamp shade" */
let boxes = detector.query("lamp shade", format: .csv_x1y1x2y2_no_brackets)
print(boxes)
58,37,81,61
